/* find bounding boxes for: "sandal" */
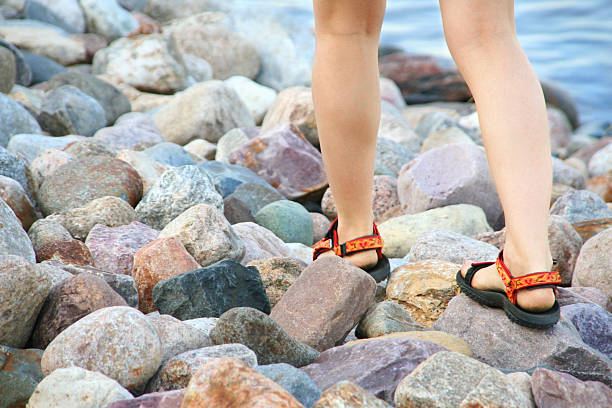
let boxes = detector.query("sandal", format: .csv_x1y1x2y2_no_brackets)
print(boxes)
313,217,391,282
456,250,562,328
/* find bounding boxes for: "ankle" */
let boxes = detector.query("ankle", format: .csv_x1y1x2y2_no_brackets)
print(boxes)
336,217,374,244
502,242,553,277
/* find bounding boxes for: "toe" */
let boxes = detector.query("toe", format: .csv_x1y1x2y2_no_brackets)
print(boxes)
460,260,472,278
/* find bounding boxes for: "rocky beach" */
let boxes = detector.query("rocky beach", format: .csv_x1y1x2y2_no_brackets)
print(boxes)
0,0,611,407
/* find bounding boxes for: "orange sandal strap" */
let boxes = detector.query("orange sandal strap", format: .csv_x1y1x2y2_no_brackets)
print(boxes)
313,218,384,261
496,250,562,305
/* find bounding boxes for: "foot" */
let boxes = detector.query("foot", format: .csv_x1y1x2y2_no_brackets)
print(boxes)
459,251,556,312
317,223,379,270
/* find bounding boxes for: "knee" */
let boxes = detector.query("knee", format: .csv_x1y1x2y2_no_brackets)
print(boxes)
444,16,516,57
314,2,384,40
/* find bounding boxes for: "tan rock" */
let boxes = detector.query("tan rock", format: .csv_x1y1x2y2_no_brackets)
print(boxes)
36,238,94,266
261,86,317,146
573,217,612,242
586,172,612,202
116,150,168,193
345,331,471,357
246,257,303,308
0,175,38,230
385,260,460,327
312,381,391,408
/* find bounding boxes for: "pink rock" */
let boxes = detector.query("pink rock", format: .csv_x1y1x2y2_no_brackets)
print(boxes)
85,222,159,275
36,238,95,266
108,389,185,408
310,212,331,244
531,368,611,408
548,107,572,154
0,175,38,230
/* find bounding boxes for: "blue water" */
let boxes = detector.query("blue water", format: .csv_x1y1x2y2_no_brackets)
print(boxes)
236,0,612,125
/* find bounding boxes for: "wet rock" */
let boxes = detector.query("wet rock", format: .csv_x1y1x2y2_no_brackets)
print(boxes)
108,389,185,408
226,75,277,124
153,259,270,320
531,367,612,408
312,381,391,408
23,0,85,33
261,86,317,146
37,156,143,215
228,124,327,200
41,306,162,389
233,221,294,264
375,137,417,177
28,367,133,408
432,294,612,385
355,301,425,339
116,149,168,193
158,204,244,267
0,345,43,408
80,0,139,40
0,256,50,347
255,200,314,245
0,46,16,93
31,273,127,349
378,204,492,258
550,190,612,223
0,93,41,148
256,363,322,408
133,237,200,314
146,314,213,364
28,218,72,251
0,175,38,230
270,256,376,351
572,227,612,299
35,238,95,265
0,198,35,262
147,344,258,392
562,303,612,358
246,257,303,308
136,165,223,230
154,80,254,145
301,337,446,403
143,142,195,167
210,307,320,367
406,230,499,264
85,221,159,275
7,134,81,163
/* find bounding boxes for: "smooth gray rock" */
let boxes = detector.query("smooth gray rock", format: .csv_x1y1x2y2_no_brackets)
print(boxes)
355,301,425,339
562,303,612,359
0,93,41,147
94,113,163,152
0,146,30,194
7,134,83,163
0,38,32,86
0,199,35,262
549,189,612,223
79,0,139,40
254,200,314,245
146,314,213,364
143,142,195,167
256,363,322,408
0,46,16,93
23,0,86,33
552,157,586,189
21,51,67,85
406,229,499,264
375,137,417,177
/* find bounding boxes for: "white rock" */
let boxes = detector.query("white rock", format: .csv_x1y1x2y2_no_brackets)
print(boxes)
588,143,612,177
225,76,277,124
79,0,139,40
30,0,86,33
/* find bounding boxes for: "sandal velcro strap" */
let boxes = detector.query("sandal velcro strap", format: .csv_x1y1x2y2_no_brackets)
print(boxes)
312,218,384,261
496,251,562,305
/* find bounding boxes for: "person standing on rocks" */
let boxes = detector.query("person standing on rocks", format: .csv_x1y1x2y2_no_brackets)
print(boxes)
311,0,563,328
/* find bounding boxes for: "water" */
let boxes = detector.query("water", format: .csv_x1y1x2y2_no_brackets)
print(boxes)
236,0,612,125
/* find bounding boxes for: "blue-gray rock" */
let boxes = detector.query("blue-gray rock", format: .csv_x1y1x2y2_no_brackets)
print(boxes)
0,46,16,93
225,182,284,216
93,112,163,152
375,137,417,177
552,157,586,189
7,134,84,163
256,363,322,408
143,142,195,167
415,111,459,139
210,307,320,367
0,345,44,408
38,85,106,137
0,38,33,86
0,93,41,147
23,0,85,33
562,303,612,359
136,165,224,230
47,71,131,125
355,301,426,339
198,160,270,197
153,258,271,320
549,189,612,223
406,229,500,264
0,199,35,262
0,146,30,194
20,51,68,85
254,200,314,245
79,0,139,40
117,0,148,11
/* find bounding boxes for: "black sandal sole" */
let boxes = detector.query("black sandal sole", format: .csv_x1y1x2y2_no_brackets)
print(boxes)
456,270,560,329
363,254,391,283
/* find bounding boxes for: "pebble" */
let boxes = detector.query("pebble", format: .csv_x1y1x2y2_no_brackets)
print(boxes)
261,86,317,146
182,317,219,337
215,128,252,163
0,174,38,230
561,303,612,359
153,80,254,145
27,367,133,408
41,306,162,390
541,80,580,129
0,93,41,148
375,137,417,177
548,107,573,154
406,229,500,264
572,227,612,301
255,200,314,245
30,272,127,349
146,313,213,364
142,0,226,22
0,345,44,408
270,256,376,352
0,38,32,87
550,189,612,223
380,77,406,110
79,0,139,40
182,53,213,84
355,301,425,339
226,75,277,124
153,258,270,320
572,217,612,242
35,238,95,266
0,46,16,93
158,203,245,267
531,367,612,408
108,389,185,408
246,257,303,308
116,149,168,193
377,204,492,258
210,307,320,367
24,0,85,33
233,221,294,264
588,143,612,177
415,111,460,139
0,198,36,262
28,218,71,251
256,363,322,408
133,237,200,313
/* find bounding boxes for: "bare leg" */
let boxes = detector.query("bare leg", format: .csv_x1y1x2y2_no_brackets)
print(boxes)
440,0,555,311
312,0,386,268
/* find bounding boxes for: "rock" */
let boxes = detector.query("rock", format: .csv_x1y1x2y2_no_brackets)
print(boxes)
62,139,115,159
37,156,143,215
0,46,16,93
261,86,317,146
270,256,376,351
31,273,127,349
182,53,213,83
108,389,185,408
226,75,276,124
254,200,314,245
210,307,320,367
256,363,322,408
311,213,331,243
215,128,252,163
588,144,612,177
0,175,38,230
182,317,218,337
531,367,612,408
7,134,82,163
35,238,95,265
406,230,499,264
572,227,612,300
228,124,327,200
553,157,586,189
133,237,200,314
93,34,188,94
378,108,421,153
0,38,32,87
95,114,163,153
561,303,612,359
378,204,492,258
355,301,425,339
146,314,213,364
46,195,137,241
0,256,50,347
548,107,573,154
153,259,270,320
393,351,533,408
165,12,260,80
586,172,612,203
85,222,159,275
559,286,612,312
432,294,612,385
136,165,223,230
385,260,460,327
28,218,72,251
286,243,315,265
41,306,162,389
21,51,67,85
378,53,471,103
550,190,612,223
0,20,87,65
198,159,268,197
79,0,139,40
0,345,43,408
153,80,254,145
183,138,216,161
572,217,612,241
225,181,284,220
312,381,391,408
302,337,446,403
142,0,226,23
0,199,35,262
380,77,406,110
0,146,30,197
346,331,471,356
143,142,195,167
541,80,580,130
28,367,133,407
421,126,474,153
24,0,85,33
375,137,417,177
147,345,258,392
398,143,503,229
48,71,131,125
246,257,303,308
233,221,294,264
116,149,168,193
0,93,41,148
